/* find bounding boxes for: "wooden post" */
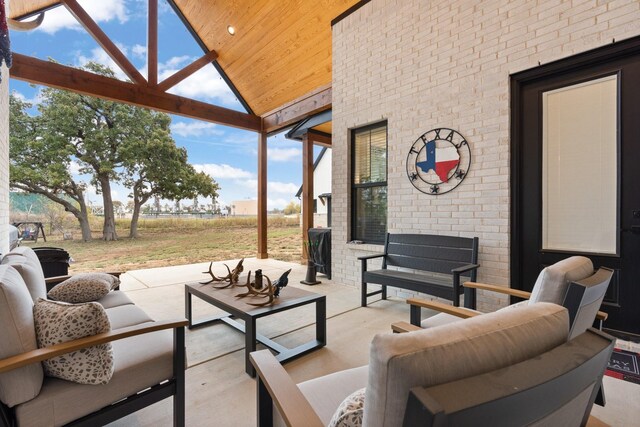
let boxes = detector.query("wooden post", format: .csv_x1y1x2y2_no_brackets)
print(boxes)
301,133,314,263
147,0,158,87
257,131,268,259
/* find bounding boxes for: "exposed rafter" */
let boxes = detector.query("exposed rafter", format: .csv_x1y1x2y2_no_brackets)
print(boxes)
157,50,219,92
262,85,332,134
10,54,262,131
61,0,146,85
147,0,158,86
307,130,331,148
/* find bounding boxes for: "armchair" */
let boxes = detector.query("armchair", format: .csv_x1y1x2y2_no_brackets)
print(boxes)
251,303,612,427
393,256,611,339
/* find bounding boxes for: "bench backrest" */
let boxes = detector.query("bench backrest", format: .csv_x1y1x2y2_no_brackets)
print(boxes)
383,233,478,277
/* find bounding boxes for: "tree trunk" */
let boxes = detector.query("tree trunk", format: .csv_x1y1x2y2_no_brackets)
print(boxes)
129,184,149,239
77,198,92,242
97,174,118,241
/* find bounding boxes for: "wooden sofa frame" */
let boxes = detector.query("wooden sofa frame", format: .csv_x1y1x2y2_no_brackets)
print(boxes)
0,319,187,427
358,233,479,308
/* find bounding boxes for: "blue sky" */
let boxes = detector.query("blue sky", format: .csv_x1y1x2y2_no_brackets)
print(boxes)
9,0,319,210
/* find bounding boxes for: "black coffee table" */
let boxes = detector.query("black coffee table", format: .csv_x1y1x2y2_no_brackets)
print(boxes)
185,281,326,377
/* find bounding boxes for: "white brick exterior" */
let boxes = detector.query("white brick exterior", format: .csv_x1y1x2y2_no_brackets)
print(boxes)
331,0,640,311
0,64,9,255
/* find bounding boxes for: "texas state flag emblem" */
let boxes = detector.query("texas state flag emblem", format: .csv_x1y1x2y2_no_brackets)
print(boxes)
416,140,460,183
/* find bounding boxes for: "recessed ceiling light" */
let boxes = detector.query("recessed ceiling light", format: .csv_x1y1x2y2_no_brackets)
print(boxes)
227,25,236,36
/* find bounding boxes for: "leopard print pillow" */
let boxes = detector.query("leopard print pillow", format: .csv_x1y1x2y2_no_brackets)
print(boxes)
48,273,120,303
33,298,114,385
328,388,365,427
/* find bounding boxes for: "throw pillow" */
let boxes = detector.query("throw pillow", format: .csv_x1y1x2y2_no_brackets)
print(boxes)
48,273,121,303
33,298,114,385
328,388,365,427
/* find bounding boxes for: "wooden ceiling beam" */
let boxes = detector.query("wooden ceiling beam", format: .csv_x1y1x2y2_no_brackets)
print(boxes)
61,0,146,86
307,130,331,147
262,85,332,133
157,50,219,92
10,53,262,131
147,0,158,86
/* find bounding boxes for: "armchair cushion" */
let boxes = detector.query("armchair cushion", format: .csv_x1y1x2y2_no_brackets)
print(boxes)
364,303,569,427
1,247,47,301
34,299,114,385
529,256,593,304
296,365,369,426
328,388,365,427
48,273,120,303
14,329,174,427
0,265,44,407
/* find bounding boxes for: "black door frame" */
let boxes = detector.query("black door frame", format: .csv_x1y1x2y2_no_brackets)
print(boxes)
510,35,640,300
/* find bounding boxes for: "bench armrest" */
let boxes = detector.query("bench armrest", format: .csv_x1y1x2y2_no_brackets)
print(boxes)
451,263,480,274
0,319,187,374
391,321,423,333
356,253,385,261
451,264,480,308
463,282,532,299
250,350,324,427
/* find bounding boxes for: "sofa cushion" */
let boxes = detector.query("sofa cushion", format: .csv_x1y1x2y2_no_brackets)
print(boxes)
363,303,569,427
328,387,365,427
1,247,47,301
295,365,369,426
0,265,44,407
34,299,114,385
529,256,593,304
105,304,154,330
14,329,174,427
48,273,120,303
96,290,134,309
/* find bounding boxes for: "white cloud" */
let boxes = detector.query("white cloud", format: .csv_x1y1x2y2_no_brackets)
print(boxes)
267,198,293,210
161,60,237,105
68,161,82,175
193,164,253,180
131,44,146,58
76,43,130,81
269,182,299,194
34,0,128,34
268,147,301,162
171,122,223,138
11,90,42,106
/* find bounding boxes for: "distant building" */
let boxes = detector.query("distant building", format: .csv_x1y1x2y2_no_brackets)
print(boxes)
296,148,331,227
231,200,257,216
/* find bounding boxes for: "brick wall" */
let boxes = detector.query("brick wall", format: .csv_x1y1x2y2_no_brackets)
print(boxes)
331,0,640,311
0,64,9,254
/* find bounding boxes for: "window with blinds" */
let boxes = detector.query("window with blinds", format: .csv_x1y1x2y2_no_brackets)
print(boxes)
351,122,387,243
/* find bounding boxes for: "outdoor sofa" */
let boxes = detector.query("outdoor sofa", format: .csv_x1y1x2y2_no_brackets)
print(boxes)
0,246,186,427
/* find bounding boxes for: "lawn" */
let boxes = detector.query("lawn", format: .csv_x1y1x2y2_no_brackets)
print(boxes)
28,217,303,273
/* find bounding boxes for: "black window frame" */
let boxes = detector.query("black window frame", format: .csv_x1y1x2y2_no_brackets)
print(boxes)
351,121,388,244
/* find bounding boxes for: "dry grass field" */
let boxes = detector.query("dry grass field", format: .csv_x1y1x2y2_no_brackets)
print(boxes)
26,217,302,273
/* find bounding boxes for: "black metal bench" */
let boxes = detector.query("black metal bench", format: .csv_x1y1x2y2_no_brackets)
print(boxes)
358,233,480,307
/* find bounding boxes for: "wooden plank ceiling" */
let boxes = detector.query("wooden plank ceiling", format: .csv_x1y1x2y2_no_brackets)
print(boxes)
9,0,354,121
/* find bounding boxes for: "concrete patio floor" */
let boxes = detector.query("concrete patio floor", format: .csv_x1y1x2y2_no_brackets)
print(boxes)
105,258,639,426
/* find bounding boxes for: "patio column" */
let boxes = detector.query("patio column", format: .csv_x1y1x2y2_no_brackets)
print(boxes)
301,132,314,262
257,131,268,259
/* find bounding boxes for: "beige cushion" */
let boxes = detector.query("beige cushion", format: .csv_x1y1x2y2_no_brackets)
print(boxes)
1,247,47,301
34,299,114,385
529,256,593,304
14,329,174,427
48,273,120,303
295,365,369,426
0,265,44,407
96,290,134,309
328,388,365,427
105,304,154,330
363,303,569,427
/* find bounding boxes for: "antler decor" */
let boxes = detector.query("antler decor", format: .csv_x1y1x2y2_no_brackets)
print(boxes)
200,258,245,287
235,269,292,307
